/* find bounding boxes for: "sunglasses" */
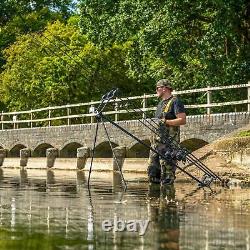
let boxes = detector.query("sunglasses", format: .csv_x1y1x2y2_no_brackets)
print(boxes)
156,86,165,91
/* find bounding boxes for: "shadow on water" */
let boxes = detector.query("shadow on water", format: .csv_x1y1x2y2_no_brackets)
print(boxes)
0,168,249,250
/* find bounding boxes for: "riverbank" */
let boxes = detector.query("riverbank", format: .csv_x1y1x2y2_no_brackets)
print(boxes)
195,124,250,185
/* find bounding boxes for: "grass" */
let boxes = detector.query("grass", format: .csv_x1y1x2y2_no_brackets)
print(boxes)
237,130,250,137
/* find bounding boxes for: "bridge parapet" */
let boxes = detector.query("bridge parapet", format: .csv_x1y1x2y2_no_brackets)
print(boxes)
0,112,248,155
182,112,250,143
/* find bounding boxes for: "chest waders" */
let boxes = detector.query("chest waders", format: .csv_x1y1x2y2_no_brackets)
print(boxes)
148,97,179,185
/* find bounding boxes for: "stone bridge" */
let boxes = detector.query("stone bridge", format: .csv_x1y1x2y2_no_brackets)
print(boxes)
0,112,249,160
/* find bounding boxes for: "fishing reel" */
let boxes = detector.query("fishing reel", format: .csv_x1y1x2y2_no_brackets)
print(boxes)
90,88,119,118
163,148,187,163
101,88,118,101
198,174,215,187
163,148,173,162
175,149,188,161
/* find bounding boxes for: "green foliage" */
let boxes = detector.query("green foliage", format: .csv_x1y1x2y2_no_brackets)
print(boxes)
0,20,136,110
79,0,250,90
237,130,250,137
0,0,249,113
0,0,76,70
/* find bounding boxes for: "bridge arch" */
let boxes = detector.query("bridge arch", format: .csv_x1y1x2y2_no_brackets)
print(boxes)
180,138,209,152
127,140,150,158
95,141,119,158
60,142,83,158
8,144,27,157
33,143,54,157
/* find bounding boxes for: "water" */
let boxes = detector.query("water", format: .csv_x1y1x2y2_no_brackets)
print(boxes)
0,168,249,250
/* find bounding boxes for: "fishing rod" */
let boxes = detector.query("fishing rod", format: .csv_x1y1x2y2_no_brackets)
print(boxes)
96,111,205,186
137,109,221,181
88,90,215,187
114,96,222,184
117,96,217,177
124,96,221,182
91,89,227,187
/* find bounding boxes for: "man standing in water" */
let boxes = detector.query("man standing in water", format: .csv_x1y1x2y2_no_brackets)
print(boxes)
148,79,186,185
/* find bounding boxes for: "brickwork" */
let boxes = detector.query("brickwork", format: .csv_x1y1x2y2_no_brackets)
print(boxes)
0,112,249,155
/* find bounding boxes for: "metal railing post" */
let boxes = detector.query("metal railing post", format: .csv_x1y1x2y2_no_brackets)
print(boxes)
13,114,17,129
115,97,119,121
248,81,250,112
1,111,3,130
30,111,33,128
207,86,211,115
67,107,71,125
48,109,51,127
90,102,95,124
142,94,147,119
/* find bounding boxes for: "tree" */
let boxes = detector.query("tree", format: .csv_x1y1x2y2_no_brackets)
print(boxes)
79,0,250,91
0,0,76,70
0,20,136,110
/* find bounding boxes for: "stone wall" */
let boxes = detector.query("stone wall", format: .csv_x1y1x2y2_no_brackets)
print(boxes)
213,136,250,167
0,112,249,156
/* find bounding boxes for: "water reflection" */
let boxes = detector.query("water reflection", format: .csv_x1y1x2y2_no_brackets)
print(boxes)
87,189,95,249
20,167,28,184
112,172,124,193
0,168,249,250
76,170,86,185
148,185,179,250
46,169,55,185
0,168,3,182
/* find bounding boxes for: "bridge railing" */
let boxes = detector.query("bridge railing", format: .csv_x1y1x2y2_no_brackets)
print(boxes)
1,82,250,130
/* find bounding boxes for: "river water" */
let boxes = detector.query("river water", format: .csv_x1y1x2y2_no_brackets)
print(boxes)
0,168,249,250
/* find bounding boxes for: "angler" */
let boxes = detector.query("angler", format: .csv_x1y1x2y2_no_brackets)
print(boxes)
148,79,186,185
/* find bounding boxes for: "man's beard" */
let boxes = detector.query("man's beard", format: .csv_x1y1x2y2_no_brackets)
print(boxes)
157,92,163,99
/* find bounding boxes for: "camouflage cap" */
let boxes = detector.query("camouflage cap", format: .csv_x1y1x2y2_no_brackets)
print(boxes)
156,79,173,90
